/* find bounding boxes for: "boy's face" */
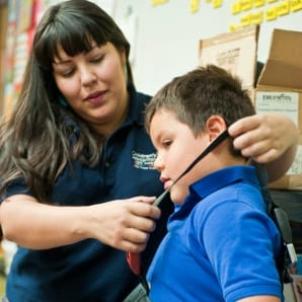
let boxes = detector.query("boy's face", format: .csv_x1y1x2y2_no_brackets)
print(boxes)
150,109,210,205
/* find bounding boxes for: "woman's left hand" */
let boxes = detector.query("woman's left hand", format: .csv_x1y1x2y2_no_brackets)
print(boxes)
228,113,299,181
228,113,298,163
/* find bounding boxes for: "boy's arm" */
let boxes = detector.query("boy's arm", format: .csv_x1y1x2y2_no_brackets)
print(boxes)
229,113,298,182
201,200,282,302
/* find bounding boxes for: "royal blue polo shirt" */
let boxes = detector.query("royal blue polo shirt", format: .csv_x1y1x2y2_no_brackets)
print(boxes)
2,86,173,302
147,165,283,302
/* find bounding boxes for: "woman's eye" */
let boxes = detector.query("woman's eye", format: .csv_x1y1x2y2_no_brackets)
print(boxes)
90,55,104,63
60,69,75,78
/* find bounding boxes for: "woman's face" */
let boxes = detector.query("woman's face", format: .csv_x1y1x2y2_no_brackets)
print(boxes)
52,42,128,135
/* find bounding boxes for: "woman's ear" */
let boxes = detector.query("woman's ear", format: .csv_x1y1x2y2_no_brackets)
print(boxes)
205,115,227,141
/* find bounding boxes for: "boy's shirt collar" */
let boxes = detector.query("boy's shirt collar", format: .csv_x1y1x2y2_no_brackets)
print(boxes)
172,165,260,220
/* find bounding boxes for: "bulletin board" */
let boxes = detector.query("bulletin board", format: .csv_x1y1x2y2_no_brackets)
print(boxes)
114,0,302,95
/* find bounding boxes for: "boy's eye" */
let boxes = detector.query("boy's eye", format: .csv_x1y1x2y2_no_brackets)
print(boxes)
162,140,172,148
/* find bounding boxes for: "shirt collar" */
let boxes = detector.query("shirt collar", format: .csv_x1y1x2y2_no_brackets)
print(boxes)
172,165,260,220
122,84,147,127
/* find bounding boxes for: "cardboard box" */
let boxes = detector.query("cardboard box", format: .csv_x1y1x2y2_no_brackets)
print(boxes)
255,29,302,190
198,25,259,91
198,26,302,190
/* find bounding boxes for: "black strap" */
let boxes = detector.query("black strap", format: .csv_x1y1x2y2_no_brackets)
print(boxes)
174,129,229,183
154,129,229,206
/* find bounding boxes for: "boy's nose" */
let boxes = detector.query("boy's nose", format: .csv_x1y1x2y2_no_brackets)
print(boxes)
153,154,164,171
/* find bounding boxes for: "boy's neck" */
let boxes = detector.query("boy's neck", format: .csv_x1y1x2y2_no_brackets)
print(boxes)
202,152,248,180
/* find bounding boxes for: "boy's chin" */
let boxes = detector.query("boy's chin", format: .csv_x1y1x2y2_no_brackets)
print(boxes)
170,189,188,205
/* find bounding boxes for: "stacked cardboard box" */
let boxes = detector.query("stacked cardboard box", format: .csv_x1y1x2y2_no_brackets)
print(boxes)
198,26,302,190
199,26,259,92
255,29,302,190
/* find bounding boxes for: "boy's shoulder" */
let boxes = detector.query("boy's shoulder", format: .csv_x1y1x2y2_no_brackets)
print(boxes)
193,166,260,197
192,165,264,213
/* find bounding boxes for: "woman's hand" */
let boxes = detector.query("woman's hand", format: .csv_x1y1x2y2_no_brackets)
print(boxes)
229,113,298,163
0,195,160,251
87,196,160,252
229,113,299,181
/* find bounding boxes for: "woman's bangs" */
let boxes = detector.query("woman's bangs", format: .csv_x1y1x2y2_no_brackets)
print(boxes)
35,20,105,70
56,21,95,57
55,15,111,55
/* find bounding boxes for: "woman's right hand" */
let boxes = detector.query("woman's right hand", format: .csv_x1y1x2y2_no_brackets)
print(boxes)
0,195,160,251
87,196,161,252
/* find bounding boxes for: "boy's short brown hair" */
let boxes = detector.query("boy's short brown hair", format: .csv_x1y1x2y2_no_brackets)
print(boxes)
145,64,255,135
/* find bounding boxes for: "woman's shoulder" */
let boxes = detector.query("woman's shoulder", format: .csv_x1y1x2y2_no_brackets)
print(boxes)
129,85,152,105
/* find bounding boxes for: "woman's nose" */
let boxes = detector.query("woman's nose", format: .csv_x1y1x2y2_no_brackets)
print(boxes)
80,66,97,86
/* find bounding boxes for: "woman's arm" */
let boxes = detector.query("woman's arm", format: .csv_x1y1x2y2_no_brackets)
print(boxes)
0,194,160,252
229,113,299,182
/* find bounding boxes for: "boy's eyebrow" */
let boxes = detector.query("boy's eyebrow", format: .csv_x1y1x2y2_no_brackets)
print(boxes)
152,131,165,143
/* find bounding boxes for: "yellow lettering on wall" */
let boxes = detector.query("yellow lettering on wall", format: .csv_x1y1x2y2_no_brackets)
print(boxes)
239,0,253,10
212,0,224,8
190,0,200,13
229,23,242,32
190,0,201,13
250,11,264,23
254,0,266,7
265,6,278,19
231,2,242,14
276,0,290,15
151,0,169,7
240,13,251,25
290,0,302,11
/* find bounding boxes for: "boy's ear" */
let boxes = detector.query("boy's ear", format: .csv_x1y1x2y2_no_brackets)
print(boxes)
205,115,227,141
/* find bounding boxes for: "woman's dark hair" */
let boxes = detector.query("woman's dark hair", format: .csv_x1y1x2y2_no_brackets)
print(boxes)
0,0,133,201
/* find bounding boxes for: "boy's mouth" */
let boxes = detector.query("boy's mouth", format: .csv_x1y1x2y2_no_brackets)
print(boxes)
160,176,173,190
164,181,173,190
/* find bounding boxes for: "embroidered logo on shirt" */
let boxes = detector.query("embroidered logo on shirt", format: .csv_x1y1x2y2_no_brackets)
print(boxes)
132,151,157,170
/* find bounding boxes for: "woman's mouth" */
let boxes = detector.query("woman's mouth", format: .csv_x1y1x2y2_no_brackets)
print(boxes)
85,90,108,106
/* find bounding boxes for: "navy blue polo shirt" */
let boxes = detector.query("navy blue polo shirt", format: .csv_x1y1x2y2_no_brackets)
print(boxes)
148,166,282,302
3,86,173,302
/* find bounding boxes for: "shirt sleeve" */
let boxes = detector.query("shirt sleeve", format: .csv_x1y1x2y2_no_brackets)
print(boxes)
0,178,32,202
200,199,282,301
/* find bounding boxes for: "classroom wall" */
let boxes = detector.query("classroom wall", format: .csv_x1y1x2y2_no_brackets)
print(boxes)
113,0,302,95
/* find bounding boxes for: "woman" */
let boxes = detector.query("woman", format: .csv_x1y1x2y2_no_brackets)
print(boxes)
0,1,298,301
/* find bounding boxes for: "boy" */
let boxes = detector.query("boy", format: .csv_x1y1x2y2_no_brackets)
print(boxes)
144,65,282,302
